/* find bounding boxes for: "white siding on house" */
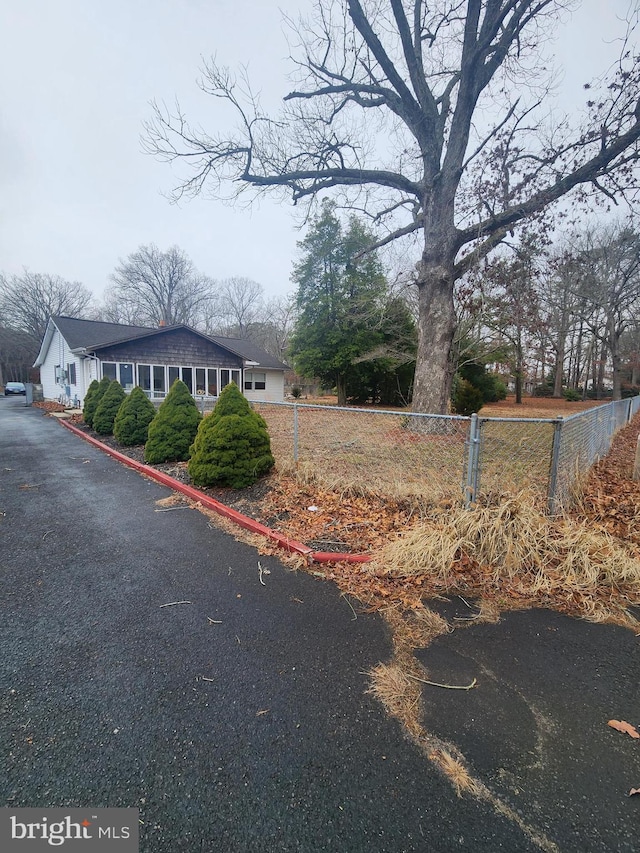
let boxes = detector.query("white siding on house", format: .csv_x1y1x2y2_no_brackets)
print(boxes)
39,325,90,407
243,369,285,403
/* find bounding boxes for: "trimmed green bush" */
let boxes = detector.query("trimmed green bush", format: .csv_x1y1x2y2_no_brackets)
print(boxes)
144,379,202,463
113,386,157,445
82,380,100,424
93,380,126,435
83,376,111,427
188,382,274,488
452,378,484,416
532,383,554,397
563,387,581,402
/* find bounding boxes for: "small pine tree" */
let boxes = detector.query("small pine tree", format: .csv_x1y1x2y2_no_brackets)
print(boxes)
452,378,484,416
83,376,111,427
188,382,275,488
144,379,202,463
113,386,157,445
93,380,126,435
82,380,100,424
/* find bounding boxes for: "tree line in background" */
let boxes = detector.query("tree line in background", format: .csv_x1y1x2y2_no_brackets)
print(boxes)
1,209,639,411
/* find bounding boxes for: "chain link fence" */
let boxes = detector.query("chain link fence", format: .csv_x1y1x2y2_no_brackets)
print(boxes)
549,397,640,510
245,397,640,511
251,402,469,503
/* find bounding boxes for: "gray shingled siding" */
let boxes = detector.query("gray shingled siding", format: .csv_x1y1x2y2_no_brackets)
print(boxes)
95,328,241,368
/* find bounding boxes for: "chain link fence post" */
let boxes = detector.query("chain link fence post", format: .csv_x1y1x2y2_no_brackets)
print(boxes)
547,417,563,514
465,413,480,508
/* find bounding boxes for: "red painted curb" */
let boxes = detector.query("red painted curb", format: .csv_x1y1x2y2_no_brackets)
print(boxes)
59,419,371,565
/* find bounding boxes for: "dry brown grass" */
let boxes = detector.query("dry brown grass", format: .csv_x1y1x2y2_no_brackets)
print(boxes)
155,494,189,508
368,494,640,627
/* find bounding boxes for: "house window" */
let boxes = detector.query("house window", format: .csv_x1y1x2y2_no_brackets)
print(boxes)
153,366,166,393
221,369,240,389
168,366,180,388
207,369,218,396
138,365,151,391
244,371,266,391
182,367,193,393
103,362,117,380
119,363,134,389
195,368,206,395
67,363,76,385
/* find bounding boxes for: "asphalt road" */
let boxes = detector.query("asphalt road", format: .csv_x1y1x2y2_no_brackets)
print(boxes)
0,397,637,852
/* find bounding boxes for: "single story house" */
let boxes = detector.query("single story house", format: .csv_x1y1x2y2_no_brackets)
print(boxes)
33,316,289,407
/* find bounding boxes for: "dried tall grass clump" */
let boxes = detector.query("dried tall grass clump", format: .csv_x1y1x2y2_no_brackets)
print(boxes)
371,495,640,614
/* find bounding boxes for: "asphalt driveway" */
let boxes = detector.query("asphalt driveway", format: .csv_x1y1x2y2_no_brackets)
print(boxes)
0,397,638,852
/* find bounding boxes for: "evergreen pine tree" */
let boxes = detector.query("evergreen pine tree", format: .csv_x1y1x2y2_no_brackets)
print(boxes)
93,380,126,435
113,386,157,446
82,380,100,425
188,382,274,488
83,376,111,428
144,379,201,463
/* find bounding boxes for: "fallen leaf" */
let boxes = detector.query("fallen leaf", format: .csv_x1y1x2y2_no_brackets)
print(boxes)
608,719,640,739
629,788,640,797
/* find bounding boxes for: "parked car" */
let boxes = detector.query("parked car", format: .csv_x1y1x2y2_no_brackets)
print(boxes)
4,382,26,396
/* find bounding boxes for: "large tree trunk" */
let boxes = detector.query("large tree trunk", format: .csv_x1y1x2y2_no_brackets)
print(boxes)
336,373,348,406
412,261,457,415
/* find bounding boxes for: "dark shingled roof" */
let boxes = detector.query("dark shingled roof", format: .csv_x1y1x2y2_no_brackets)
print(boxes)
209,336,289,370
50,316,288,370
52,316,154,350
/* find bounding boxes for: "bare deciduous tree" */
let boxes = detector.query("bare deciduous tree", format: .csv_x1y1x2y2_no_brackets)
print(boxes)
572,224,640,400
249,294,297,359
0,270,95,345
145,0,640,413
215,276,265,336
104,244,214,328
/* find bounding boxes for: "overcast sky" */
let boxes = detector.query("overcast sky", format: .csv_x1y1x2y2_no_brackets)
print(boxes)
0,0,633,306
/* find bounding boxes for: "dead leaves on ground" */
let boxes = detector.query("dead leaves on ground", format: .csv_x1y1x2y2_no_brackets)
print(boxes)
576,416,640,551
608,719,640,739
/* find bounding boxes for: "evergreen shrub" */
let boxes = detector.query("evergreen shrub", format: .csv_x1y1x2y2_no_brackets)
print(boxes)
452,378,484,416
93,380,126,435
144,379,201,463
188,382,275,488
113,386,157,445
83,376,111,427
532,384,554,397
562,387,581,402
